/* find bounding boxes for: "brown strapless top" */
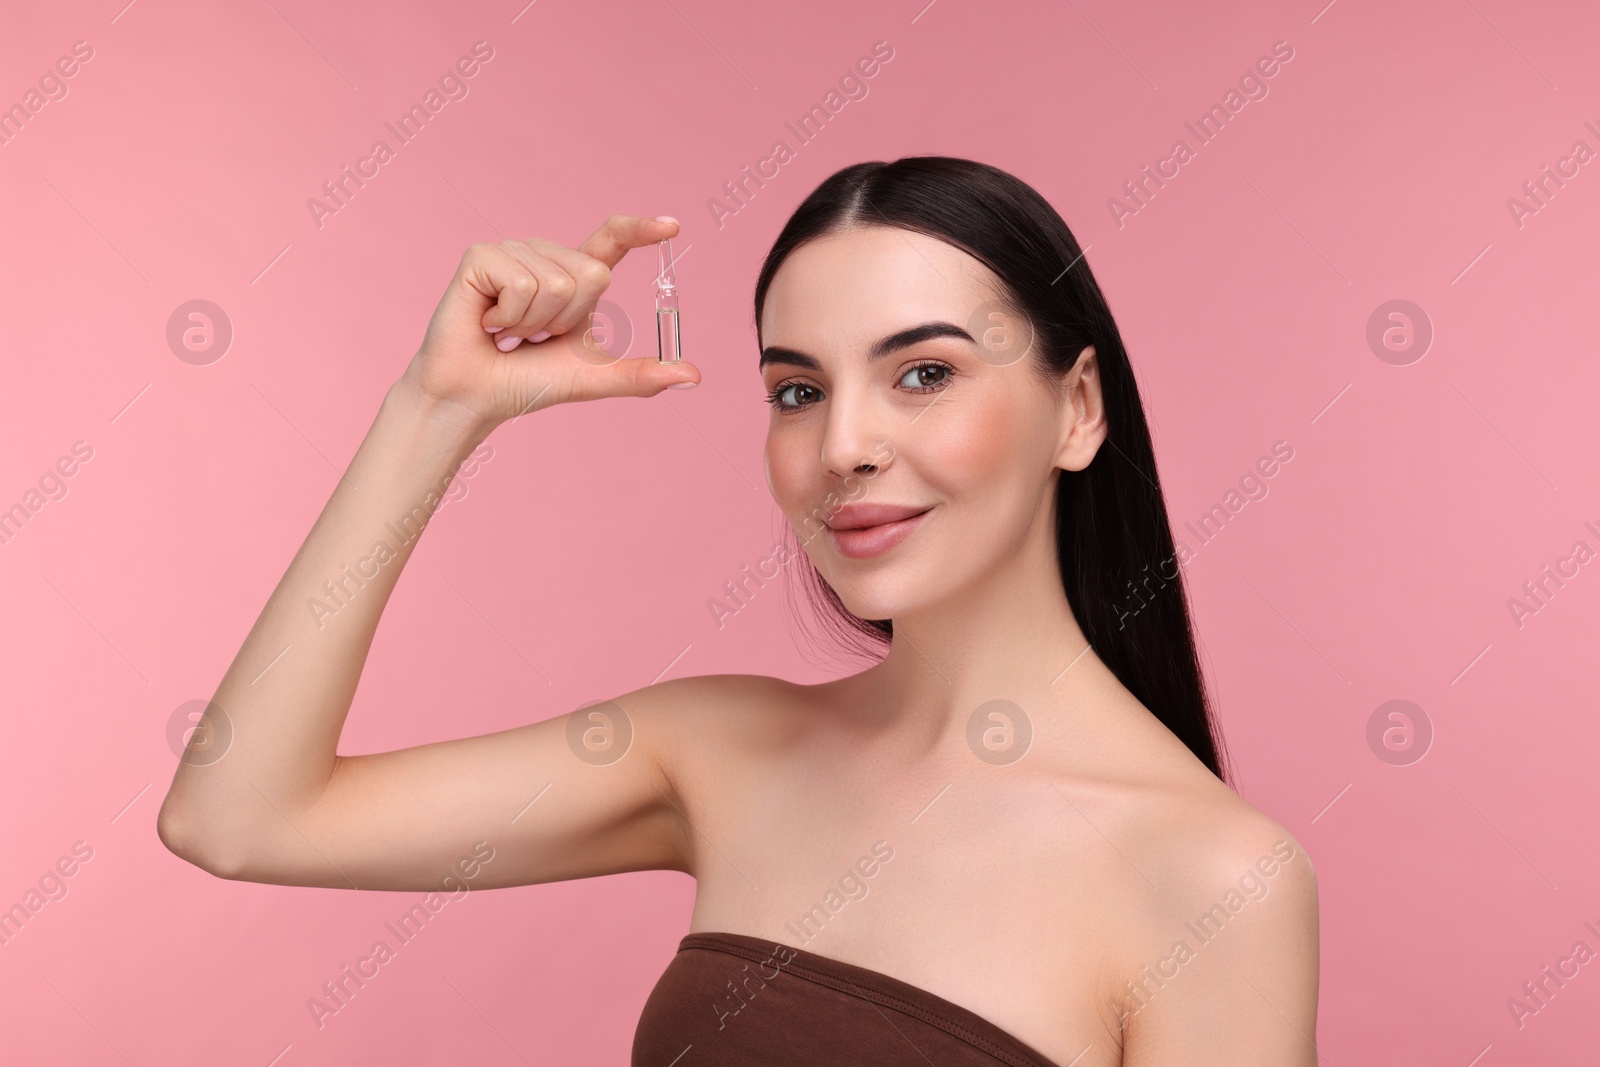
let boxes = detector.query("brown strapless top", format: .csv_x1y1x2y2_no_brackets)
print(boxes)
632,931,1065,1067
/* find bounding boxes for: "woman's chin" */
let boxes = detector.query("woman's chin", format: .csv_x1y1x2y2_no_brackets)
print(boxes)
830,578,929,624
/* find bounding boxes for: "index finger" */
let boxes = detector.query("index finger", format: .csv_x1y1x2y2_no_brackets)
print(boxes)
577,214,679,268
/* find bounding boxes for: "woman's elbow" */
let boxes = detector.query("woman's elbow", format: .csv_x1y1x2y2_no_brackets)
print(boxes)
156,803,246,880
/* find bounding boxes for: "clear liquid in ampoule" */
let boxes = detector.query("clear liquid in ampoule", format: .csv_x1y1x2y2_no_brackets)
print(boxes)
656,304,681,363
655,238,681,363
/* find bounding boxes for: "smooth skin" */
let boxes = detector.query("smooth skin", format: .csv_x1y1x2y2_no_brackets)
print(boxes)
158,214,1319,1067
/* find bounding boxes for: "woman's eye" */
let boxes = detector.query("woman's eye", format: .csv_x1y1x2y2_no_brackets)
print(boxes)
766,382,819,410
900,362,952,392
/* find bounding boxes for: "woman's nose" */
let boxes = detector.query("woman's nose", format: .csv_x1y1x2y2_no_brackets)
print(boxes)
818,392,890,478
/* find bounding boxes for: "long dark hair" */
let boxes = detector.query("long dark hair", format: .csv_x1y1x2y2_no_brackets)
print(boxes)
754,156,1232,784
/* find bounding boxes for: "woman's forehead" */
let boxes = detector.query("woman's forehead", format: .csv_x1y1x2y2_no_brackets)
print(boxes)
761,227,1003,346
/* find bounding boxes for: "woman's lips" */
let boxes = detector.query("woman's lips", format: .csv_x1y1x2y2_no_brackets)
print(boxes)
826,508,932,559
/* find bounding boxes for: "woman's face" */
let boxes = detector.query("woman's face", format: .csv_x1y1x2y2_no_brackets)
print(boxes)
759,224,1102,621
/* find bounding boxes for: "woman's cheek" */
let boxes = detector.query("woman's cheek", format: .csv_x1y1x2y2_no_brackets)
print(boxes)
921,402,1014,485
765,442,815,516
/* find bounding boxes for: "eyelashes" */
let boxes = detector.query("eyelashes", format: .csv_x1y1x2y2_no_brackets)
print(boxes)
764,359,955,412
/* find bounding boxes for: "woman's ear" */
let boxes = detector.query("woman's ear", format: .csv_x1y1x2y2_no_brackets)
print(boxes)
1056,345,1108,472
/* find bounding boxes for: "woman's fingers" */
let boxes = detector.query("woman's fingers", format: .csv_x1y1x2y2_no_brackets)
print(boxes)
487,215,675,350
411,218,696,428
518,238,614,338
480,241,572,348
577,214,678,269
463,243,540,336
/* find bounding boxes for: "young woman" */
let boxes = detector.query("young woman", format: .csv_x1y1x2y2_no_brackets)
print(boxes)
159,156,1319,1066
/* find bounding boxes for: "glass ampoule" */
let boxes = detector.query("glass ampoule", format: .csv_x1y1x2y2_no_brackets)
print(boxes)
655,238,681,363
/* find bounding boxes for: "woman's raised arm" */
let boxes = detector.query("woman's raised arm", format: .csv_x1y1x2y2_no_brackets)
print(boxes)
156,215,705,890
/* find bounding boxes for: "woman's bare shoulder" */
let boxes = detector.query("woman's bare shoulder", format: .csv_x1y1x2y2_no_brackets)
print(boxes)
1047,755,1316,1045
607,671,830,763
612,670,811,718
1106,781,1319,1055
1141,781,1315,908
1065,756,1317,1028
599,671,848,835
1045,691,1314,898
1069,745,1315,913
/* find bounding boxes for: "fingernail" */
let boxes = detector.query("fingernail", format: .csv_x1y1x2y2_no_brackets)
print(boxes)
485,325,504,334
669,380,697,390
496,334,522,352
528,330,552,343
655,215,678,225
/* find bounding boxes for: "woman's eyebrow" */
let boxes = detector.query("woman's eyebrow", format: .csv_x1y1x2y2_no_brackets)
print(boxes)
758,320,975,372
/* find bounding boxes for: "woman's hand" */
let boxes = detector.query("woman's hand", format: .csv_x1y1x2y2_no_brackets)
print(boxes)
401,214,699,432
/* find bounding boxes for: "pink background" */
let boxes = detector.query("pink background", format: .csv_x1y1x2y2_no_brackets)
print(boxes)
3,0,1598,1062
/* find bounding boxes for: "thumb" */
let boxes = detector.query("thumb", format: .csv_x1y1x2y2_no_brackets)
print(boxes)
566,345,702,400
610,356,701,397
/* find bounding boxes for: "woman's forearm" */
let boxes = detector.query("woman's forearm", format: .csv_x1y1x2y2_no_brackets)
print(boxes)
157,373,493,867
